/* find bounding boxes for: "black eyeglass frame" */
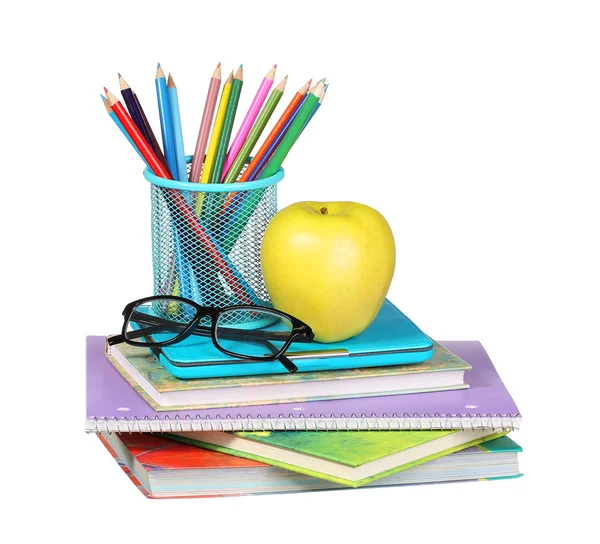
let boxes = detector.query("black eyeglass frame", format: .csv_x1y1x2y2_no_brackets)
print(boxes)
107,295,315,373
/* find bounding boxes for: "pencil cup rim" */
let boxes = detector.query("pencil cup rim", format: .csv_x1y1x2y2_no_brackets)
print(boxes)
144,155,284,192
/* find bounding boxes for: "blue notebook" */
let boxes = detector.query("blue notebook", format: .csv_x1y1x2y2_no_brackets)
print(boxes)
148,299,434,379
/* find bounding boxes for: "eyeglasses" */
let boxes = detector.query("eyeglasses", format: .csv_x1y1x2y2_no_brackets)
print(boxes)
107,295,315,373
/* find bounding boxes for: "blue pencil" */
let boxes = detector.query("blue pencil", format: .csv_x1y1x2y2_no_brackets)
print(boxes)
101,94,148,166
155,64,177,179
167,74,188,182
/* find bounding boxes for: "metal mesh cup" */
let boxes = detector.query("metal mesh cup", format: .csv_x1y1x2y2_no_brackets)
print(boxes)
144,156,283,325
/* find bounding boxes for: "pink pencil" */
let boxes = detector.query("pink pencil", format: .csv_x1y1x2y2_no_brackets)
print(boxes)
189,62,222,182
221,64,276,179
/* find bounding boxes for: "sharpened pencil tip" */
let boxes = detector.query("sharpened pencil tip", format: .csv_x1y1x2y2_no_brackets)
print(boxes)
157,62,161,69
118,72,121,78
100,94,107,101
103,87,109,94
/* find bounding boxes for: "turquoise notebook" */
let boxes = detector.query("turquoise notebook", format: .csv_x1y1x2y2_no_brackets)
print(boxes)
150,299,433,379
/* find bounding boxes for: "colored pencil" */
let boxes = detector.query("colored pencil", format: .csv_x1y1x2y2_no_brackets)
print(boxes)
222,75,287,184
237,79,311,184
220,81,326,252
260,81,325,179
133,91,170,175
105,89,258,305
208,65,243,184
167,74,188,182
195,71,233,215
222,64,276,179
246,80,323,182
101,94,147,165
221,85,324,253
155,64,178,180
249,95,306,182
300,82,328,135
200,71,232,185
118,74,156,153
189,62,222,183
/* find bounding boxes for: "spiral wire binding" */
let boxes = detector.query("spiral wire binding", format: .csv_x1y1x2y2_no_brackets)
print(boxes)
86,412,521,433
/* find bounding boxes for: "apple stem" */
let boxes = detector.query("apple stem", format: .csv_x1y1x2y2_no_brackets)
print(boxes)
319,206,329,215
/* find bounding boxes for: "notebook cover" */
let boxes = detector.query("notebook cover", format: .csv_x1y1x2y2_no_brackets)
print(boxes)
86,337,521,431
148,299,434,378
107,340,470,411
167,430,506,487
97,432,522,498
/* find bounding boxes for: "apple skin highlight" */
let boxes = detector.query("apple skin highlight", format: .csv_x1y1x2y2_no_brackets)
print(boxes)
261,201,396,343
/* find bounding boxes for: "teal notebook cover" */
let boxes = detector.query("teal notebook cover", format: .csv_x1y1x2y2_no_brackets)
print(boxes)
151,299,434,378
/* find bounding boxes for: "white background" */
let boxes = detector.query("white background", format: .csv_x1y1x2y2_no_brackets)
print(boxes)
2,1,599,542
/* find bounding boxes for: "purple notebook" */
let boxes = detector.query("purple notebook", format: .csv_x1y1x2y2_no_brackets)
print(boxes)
86,336,521,432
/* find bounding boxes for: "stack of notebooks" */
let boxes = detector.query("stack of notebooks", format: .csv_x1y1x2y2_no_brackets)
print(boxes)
87,299,523,498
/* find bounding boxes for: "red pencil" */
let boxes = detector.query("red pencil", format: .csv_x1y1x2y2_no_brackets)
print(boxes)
105,89,256,305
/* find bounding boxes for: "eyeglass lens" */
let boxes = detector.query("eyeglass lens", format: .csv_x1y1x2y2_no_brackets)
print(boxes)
215,308,294,359
125,298,198,344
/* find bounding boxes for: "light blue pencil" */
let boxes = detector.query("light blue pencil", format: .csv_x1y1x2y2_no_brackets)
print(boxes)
167,74,188,182
101,94,148,166
155,64,178,179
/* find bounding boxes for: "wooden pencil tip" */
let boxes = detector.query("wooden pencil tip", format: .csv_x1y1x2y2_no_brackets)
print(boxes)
157,62,161,69
235,65,243,79
118,74,129,90
156,65,165,78
266,64,277,80
313,81,326,97
105,89,118,105
275,76,288,92
103,87,109,94
225,71,234,84
299,79,312,94
167,74,175,87
100,94,107,101
213,62,222,79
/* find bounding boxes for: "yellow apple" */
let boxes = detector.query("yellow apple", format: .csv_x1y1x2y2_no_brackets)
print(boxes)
261,201,396,343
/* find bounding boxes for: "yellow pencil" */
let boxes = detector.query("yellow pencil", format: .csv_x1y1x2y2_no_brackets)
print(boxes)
195,71,233,214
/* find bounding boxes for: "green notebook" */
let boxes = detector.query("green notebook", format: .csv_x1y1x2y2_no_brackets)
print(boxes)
166,429,506,488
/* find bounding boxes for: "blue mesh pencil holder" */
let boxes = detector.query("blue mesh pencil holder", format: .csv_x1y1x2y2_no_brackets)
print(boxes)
144,156,283,325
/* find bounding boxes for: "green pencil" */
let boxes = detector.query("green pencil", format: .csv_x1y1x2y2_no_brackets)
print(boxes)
259,80,325,179
209,65,244,184
223,76,287,184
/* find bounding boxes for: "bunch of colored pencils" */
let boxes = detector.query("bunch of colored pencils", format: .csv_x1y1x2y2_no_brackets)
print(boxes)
102,63,327,303
103,62,326,190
